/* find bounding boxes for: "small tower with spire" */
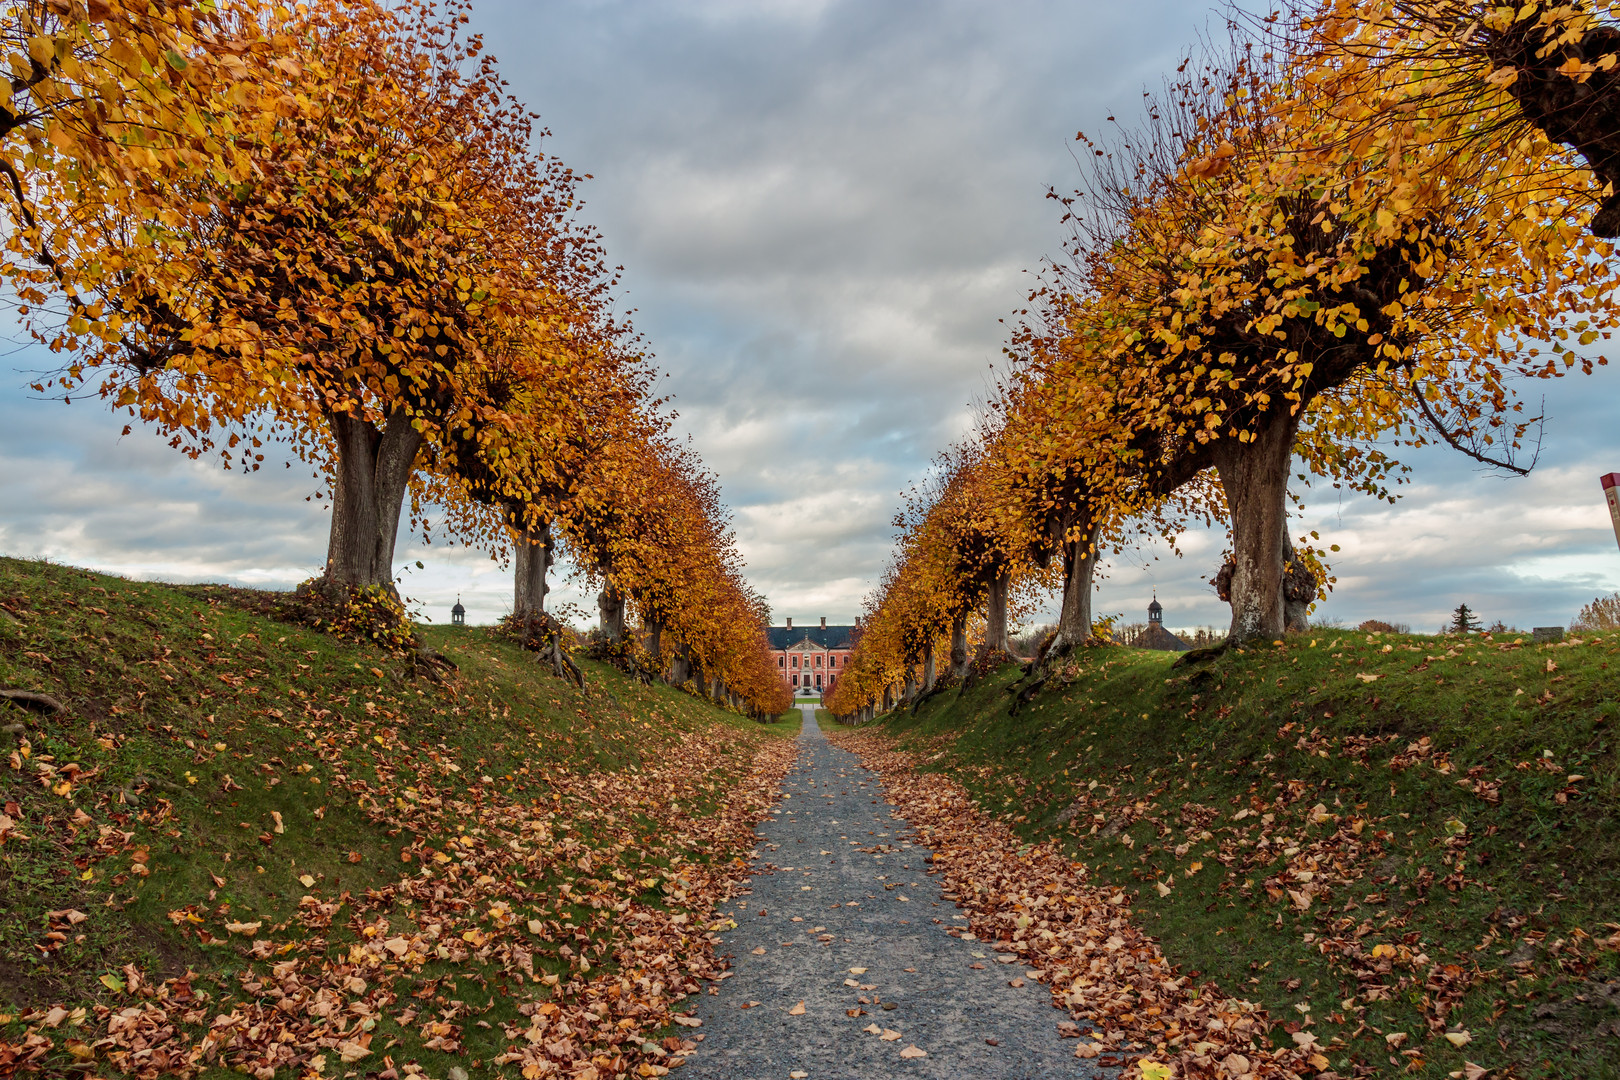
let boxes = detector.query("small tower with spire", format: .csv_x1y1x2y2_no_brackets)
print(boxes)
1138,591,1188,652
451,597,466,627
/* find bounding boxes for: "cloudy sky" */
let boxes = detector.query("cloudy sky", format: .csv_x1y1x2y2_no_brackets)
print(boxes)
2,0,1618,634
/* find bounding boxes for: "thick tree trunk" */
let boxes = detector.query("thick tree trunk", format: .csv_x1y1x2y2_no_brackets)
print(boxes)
1211,410,1301,645
901,670,917,703
1042,518,1102,664
597,584,625,641
949,611,970,681
977,570,1012,662
513,521,552,617
646,619,664,670
325,409,424,588
669,644,692,687
922,639,936,692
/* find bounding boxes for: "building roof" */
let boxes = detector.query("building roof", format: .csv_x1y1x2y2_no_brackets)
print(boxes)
767,624,855,650
451,600,466,615
1137,622,1189,652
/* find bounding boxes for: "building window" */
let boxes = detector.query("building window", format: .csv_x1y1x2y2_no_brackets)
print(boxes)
777,656,783,667
792,673,799,687
815,655,822,668
816,675,822,689
791,655,798,668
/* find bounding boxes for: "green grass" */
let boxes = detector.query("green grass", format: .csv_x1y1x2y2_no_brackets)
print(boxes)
875,630,1620,1079
0,556,793,1077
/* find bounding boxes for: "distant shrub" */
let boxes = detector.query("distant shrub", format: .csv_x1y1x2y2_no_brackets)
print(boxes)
1571,592,1620,632
1357,619,1410,634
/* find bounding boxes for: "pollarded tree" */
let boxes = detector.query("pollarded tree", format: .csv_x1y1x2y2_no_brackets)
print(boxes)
1066,38,1618,643
40,0,615,594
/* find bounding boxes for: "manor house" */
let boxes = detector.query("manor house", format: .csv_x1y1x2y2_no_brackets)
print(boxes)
767,617,855,695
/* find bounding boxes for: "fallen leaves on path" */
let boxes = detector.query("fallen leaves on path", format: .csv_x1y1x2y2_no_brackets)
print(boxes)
828,728,1316,1080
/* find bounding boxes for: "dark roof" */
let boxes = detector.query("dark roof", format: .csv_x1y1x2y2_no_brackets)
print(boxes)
1137,622,1188,652
767,625,855,650
451,600,466,614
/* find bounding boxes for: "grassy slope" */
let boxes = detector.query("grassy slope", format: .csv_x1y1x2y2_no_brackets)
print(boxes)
876,631,1619,1079
0,556,793,1078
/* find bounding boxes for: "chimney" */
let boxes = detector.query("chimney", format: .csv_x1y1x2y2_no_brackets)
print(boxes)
786,617,792,629
820,616,826,629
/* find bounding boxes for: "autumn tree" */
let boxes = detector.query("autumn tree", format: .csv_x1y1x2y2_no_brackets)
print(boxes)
1056,36,1617,643
30,1,619,597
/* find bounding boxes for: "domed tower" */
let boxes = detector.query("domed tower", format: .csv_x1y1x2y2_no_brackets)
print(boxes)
1148,593,1163,625
451,597,466,627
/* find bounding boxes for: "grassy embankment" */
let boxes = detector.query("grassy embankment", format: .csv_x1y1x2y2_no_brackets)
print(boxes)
877,631,1618,1079
0,556,795,1078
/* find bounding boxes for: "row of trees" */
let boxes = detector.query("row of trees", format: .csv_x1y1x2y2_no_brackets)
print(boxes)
1,0,789,716
829,0,1620,721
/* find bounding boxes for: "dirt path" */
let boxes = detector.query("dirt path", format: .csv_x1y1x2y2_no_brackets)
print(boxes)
682,710,1106,1079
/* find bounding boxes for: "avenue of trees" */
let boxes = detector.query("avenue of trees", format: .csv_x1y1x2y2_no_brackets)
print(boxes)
829,0,1620,721
1,0,790,716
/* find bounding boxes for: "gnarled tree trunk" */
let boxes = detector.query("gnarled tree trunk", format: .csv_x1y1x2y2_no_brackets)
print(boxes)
597,584,625,641
669,643,692,687
513,521,552,617
977,569,1012,662
1210,409,1302,645
922,639,936,692
325,409,423,588
949,611,970,681
646,618,664,672
1041,516,1102,666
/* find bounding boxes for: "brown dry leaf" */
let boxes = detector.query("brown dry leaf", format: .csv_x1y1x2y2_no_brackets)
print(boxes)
788,1001,806,1016
880,1029,902,1041
337,1040,370,1064
751,946,767,955
899,1045,926,1059
863,1023,883,1034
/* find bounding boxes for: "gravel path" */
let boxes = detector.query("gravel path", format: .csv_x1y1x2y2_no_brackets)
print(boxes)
683,709,1108,1080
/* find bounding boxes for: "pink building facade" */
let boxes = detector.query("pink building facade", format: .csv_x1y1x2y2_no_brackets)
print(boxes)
767,617,855,698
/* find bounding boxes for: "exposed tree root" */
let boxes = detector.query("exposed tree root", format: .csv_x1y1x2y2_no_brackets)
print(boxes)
0,689,65,714
1171,642,1228,669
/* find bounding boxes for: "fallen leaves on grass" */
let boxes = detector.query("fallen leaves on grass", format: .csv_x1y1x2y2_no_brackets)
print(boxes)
0,702,797,1080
